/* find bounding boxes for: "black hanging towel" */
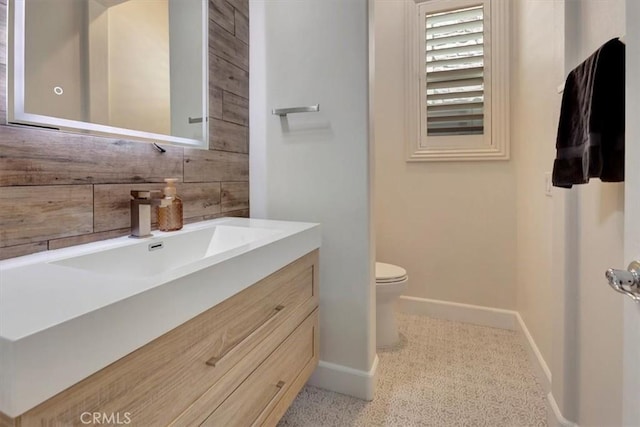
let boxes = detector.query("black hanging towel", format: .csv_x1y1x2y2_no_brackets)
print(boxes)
552,38,625,188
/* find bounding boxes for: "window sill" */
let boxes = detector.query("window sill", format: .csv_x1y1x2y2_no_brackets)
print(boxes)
406,145,510,162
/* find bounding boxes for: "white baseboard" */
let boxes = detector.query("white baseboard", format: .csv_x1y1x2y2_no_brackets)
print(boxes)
308,355,379,401
547,392,578,427
397,296,518,330
515,312,552,393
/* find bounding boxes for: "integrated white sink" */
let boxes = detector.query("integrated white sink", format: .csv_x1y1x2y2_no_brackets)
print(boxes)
0,217,320,417
52,225,279,279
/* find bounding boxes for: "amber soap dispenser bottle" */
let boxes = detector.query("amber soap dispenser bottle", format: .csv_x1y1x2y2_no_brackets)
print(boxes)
158,178,183,231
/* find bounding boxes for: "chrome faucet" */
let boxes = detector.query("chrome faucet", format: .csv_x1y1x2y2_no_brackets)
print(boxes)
130,190,163,238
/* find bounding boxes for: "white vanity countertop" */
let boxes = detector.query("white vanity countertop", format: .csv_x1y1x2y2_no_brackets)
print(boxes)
0,217,321,417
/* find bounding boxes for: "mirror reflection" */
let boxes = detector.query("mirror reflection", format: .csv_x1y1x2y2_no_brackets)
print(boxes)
11,0,207,147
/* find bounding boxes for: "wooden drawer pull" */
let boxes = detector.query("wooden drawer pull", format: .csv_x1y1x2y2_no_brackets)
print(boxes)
250,380,287,427
205,305,286,367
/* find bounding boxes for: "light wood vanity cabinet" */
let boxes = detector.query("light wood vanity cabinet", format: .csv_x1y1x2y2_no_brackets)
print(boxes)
4,250,319,427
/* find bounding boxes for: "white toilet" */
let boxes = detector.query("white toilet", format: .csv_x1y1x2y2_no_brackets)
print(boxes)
375,262,408,347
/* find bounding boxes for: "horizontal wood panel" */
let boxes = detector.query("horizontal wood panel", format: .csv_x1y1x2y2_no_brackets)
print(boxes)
182,182,222,218
0,126,184,186
234,10,248,44
48,228,130,251
209,0,235,35
184,149,249,182
223,208,249,218
94,183,222,233
209,118,248,153
210,54,249,99
0,185,93,247
210,86,223,120
221,182,249,212
226,0,248,19
210,20,248,71
222,91,248,126
217,208,249,221
0,241,48,261
94,183,162,233
185,208,249,226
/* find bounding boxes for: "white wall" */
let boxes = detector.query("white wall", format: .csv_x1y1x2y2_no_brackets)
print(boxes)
511,0,564,384
249,0,376,397
512,1,626,425
374,0,517,310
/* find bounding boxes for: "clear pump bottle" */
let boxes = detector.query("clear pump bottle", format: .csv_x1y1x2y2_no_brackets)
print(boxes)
157,178,183,231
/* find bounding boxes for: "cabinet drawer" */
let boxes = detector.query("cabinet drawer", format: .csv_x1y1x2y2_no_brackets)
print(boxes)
18,250,319,427
202,309,319,427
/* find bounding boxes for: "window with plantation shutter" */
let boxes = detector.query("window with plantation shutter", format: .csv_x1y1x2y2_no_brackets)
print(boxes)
426,5,485,136
407,0,509,161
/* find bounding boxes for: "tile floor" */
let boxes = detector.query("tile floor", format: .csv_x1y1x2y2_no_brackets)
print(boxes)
279,313,547,427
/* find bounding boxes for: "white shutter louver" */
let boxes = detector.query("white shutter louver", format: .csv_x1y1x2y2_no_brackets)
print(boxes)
425,5,484,136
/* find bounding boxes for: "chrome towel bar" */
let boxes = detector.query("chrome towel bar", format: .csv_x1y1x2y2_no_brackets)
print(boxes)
272,104,320,117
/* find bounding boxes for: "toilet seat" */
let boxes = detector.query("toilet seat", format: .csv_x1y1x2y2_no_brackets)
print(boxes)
376,262,408,284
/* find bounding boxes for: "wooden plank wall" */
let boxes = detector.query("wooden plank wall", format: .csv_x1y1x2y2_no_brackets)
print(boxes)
0,0,250,260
